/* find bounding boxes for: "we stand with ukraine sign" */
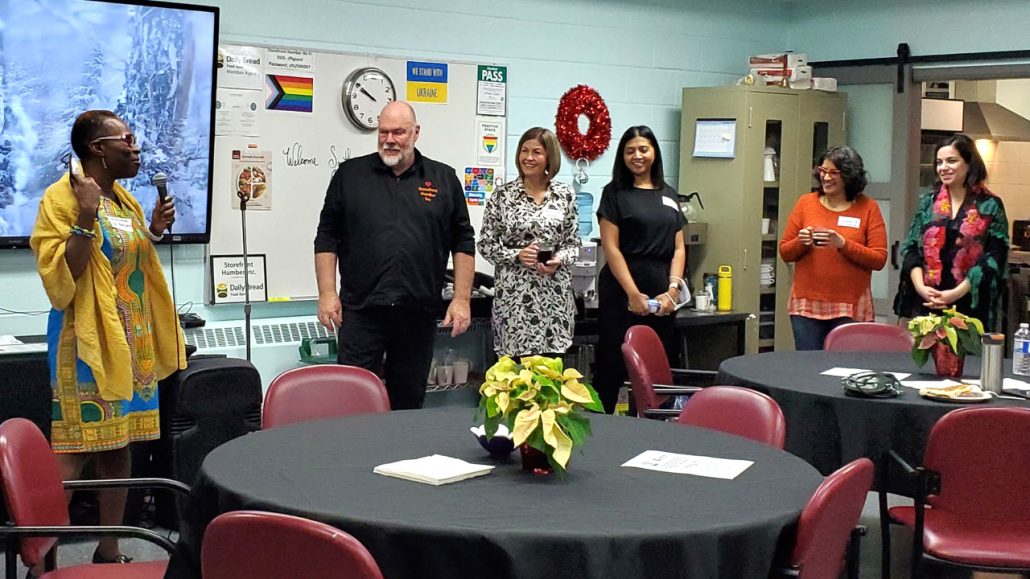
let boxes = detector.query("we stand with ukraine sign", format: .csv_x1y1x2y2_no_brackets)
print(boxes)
407,61,448,104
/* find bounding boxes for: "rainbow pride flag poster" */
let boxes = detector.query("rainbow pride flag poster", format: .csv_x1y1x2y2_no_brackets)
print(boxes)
476,118,503,165
265,74,313,113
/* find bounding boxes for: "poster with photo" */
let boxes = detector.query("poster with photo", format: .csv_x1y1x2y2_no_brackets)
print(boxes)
230,150,273,211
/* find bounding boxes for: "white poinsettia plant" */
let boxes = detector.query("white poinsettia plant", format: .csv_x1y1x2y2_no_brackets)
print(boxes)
478,355,603,475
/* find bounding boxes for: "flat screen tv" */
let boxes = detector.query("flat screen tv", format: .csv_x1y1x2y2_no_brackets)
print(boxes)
0,0,218,248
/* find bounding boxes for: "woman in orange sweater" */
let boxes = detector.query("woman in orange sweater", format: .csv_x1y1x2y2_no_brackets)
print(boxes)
779,146,888,350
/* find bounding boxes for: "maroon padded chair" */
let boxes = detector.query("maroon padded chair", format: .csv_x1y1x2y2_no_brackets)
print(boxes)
201,510,384,579
886,406,1030,578
777,458,874,579
0,418,180,579
621,325,716,419
262,365,391,429
823,322,914,352
675,385,787,449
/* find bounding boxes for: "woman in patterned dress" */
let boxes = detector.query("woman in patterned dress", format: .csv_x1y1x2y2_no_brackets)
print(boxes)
894,134,1010,329
30,110,185,568
478,127,580,357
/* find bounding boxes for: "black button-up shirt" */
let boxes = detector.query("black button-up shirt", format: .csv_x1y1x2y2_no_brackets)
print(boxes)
314,149,476,312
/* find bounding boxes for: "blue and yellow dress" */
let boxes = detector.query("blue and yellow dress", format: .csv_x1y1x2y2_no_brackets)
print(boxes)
32,175,185,454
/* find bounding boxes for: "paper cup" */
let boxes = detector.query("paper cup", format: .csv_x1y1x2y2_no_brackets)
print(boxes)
695,294,710,310
427,360,437,385
453,360,470,385
437,365,454,386
762,218,771,235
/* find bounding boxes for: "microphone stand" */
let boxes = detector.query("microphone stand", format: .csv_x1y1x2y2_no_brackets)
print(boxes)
237,189,253,361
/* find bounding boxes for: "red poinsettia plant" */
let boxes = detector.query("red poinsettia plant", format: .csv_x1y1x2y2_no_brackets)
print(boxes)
907,307,984,367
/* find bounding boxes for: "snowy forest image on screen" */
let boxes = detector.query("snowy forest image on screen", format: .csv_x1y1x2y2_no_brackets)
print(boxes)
0,0,216,243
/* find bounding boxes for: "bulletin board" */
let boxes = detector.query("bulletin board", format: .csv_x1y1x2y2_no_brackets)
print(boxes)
207,44,508,302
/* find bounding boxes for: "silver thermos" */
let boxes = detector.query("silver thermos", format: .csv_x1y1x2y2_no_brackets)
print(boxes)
980,333,1005,394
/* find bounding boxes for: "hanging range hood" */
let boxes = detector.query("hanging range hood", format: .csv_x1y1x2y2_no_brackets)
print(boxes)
962,101,1030,142
922,96,1030,142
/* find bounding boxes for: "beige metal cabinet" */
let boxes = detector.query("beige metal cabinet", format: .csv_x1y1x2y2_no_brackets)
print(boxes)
679,85,847,353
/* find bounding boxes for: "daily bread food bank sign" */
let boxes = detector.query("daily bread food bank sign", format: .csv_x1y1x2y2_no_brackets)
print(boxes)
210,254,268,304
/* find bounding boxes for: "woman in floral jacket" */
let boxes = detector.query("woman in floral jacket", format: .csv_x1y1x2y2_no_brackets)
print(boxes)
894,134,1009,329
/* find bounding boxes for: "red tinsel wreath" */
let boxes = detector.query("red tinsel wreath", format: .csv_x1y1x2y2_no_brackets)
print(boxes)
555,85,611,161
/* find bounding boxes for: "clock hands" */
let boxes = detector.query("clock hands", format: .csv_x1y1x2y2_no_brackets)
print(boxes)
344,68,394,131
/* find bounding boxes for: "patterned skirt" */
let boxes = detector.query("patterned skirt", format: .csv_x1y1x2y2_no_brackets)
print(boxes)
47,309,160,454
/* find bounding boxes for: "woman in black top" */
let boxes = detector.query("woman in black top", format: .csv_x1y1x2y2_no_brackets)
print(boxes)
595,126,687,413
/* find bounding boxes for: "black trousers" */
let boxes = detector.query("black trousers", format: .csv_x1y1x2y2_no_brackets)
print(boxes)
337,306,437,410
595,262,677,414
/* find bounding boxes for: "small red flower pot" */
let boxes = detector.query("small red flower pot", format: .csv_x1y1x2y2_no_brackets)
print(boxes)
932,343,966,378
519,444,553,475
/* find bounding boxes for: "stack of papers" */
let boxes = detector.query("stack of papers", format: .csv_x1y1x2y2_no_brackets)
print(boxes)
0,336,47,355
373,455,494,486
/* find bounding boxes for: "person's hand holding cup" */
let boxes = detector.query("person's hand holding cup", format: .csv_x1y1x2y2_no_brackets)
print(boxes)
535,243,554,265
534,242,559,276
811,227,845,249
798,226,814,247
810,226,829,247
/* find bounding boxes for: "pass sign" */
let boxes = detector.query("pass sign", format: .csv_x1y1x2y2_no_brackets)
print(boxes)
479,65,506,83
476,65,507,116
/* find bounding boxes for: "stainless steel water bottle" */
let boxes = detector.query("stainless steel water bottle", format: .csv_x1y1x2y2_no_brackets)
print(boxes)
980,333,1004,394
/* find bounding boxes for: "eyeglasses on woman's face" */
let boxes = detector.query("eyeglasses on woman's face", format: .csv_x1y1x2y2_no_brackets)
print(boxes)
817,166,842,179
91,133,137,147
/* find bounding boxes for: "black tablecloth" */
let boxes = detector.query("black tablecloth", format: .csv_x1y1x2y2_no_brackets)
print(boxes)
164,408,821,579
717,351,1030,490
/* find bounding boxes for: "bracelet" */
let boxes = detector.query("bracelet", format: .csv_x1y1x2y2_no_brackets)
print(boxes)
669,276,685,287
145,228,164,242
69,225,96,239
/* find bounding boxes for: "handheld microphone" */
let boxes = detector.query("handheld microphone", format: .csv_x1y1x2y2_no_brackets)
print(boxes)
151,172,171,234
151,172,170,205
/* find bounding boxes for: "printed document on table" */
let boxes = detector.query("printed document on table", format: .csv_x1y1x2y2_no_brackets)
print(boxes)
962,378,1030,398
821,367,911,380
1003,378,1030,392
822,367,870,377
622,450,753,480
899,379,962,390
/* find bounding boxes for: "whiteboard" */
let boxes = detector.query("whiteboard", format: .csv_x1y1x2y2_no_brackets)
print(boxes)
207,44,506,302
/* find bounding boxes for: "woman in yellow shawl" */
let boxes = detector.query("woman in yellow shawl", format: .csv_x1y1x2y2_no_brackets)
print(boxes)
30,110,185,568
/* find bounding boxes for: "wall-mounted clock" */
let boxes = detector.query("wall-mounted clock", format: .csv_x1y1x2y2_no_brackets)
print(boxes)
341,67,396,131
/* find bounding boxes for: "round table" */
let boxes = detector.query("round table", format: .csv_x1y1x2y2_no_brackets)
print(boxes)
717,351,1030,485
164,408,822,579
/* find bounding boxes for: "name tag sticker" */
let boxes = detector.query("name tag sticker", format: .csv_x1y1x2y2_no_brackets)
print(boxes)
542,208,564,221
837,216,861,229
661,196,679,211
107,216,134,232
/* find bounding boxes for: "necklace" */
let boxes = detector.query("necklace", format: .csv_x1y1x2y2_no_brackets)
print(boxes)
820,195,851,212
